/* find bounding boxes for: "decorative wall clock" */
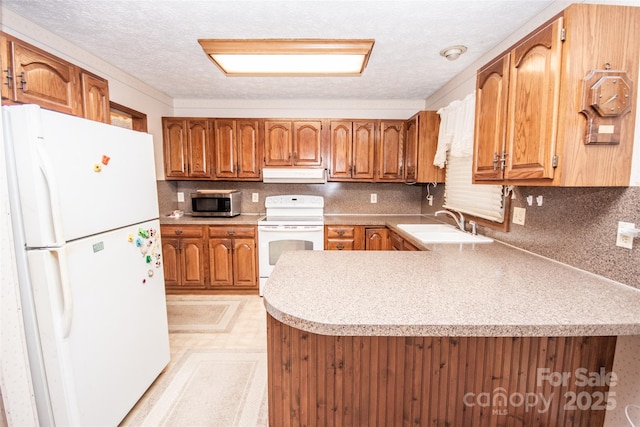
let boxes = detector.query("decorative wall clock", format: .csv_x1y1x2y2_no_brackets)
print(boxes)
580,65,633,145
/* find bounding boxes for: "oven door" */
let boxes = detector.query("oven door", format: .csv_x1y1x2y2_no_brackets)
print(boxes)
258,225,324,295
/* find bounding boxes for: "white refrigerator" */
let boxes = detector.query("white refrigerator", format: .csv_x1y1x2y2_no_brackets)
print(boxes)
3,104,170,426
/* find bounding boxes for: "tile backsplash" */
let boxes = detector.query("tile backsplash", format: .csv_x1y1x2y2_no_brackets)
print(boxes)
157,180,423,216
421,185,640,289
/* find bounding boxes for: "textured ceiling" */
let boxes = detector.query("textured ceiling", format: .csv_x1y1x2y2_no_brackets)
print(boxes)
2,0,556,100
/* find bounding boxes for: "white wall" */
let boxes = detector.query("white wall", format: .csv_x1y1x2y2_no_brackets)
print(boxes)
172,98,426,120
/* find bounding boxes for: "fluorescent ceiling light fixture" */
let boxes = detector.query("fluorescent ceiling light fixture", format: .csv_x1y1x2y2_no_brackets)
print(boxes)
198,39,375,76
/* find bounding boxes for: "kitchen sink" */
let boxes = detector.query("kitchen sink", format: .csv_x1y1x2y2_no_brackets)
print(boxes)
397,224,493,244
397,224,458,233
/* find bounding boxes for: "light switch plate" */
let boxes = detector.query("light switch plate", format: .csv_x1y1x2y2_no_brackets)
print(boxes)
370,193,377,203
177,192,184,202
252,193,259,203
512,207,526,225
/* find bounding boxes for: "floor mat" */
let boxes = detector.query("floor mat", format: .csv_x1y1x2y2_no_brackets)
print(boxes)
165,295,245,333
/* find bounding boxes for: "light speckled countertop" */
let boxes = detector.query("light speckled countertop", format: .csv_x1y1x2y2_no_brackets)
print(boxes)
159,213,264,225
263,244,640,337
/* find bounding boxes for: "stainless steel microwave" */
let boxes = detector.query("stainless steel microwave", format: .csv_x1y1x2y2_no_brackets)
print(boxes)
191,190,241,217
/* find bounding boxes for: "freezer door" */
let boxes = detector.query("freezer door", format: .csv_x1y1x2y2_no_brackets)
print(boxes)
27,219,169,426
3,105,159,246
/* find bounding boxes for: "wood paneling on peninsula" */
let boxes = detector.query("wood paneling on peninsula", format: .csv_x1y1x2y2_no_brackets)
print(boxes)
267,315,616,427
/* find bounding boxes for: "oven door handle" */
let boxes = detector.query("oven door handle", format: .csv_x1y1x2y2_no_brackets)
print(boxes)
258,225,324,232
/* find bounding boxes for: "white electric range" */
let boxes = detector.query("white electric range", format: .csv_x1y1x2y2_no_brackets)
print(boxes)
257,195,324,295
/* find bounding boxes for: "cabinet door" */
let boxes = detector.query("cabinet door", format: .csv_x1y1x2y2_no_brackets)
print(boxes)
329,121,352,179
264,120,292,166
365,228,389,250
404,116,418,182
233,238,257,287
377,121,404,181
474,55,510,181
390,231,403,251
414,111,444,183
208,238,234,287
80,71,110,123
10,38,80,115
181,238,206,288
236,119,261,179
163,118,188,178
213,119,237,179
1,35,10,100
293,121,322,166
187,119,212,178
505,17,563,180
161,238,181,288
352,121,376,180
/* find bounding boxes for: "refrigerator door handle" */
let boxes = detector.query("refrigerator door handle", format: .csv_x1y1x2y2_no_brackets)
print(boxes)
36,142,66,246
50,247,74,338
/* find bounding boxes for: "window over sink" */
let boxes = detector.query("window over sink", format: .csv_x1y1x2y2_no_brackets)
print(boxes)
435,93,507,226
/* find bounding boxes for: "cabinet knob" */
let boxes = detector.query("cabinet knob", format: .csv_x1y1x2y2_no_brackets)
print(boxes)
337,230,345,236
336,244,344,250
227,231,235,236
174,230,183,235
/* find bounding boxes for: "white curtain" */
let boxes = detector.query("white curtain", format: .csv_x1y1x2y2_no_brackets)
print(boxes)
435,93,505,223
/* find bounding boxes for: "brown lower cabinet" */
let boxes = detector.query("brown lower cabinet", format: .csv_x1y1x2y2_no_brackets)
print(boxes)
325,225,399,251
390,230,419,251
160,224,258,293
208,225,258,289
267,314,616,427
161,225,206,290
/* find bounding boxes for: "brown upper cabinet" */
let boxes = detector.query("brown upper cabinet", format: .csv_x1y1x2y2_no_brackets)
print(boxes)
473,4,640,186
404,111,445,183
264,120,323,167
213,119,262,180
163,117,212,179
80,70,110,124
377,120,405,182
328,120,376,181
1,32,110,123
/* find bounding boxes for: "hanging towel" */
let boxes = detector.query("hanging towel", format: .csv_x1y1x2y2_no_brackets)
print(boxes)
433,92,476,168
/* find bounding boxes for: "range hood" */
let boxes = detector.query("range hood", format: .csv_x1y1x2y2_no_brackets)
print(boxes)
262,167,326,184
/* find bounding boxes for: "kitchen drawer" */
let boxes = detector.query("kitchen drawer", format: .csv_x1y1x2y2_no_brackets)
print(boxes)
161,225,204,238
208,226,256,238
326,226,355,239
326,240,355,251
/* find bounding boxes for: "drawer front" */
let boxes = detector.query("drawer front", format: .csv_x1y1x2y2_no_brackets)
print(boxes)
326,240,355,251
326,226,355,239
161,225,204,238
208,226,256,238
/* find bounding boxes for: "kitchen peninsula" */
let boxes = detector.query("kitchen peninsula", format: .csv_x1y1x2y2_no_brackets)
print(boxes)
263,239,640,426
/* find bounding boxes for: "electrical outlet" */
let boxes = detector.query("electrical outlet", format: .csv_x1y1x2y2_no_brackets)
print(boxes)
177,192,184,202
512,207,526,225
370,193,377,203
616,221,635,249
252,193,259,203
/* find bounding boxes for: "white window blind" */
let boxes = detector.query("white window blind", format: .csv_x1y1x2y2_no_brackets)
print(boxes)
436,93,505,223
443,155,505,222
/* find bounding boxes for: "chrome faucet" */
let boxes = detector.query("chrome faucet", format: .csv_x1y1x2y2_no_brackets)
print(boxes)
435,209,466,232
